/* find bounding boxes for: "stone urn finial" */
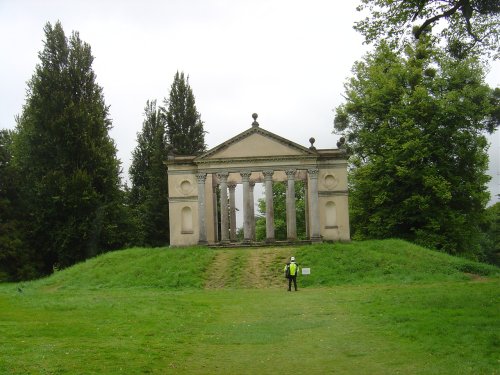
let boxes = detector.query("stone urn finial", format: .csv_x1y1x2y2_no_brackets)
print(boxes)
309,137,316,150
252,113,259,127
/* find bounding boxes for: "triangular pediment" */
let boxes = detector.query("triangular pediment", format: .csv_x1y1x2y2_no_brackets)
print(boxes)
195,126,315,161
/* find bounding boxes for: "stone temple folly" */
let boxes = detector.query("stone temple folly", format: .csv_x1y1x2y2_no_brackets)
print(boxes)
166,114,350,246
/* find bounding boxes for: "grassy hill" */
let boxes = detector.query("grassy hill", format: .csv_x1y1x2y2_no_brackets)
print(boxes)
21,239,499,291
1,239,499,374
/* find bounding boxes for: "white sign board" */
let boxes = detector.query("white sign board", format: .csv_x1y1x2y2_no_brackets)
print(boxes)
302,268,311,275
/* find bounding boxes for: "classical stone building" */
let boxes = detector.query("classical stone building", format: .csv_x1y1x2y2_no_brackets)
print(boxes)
166,114,350,246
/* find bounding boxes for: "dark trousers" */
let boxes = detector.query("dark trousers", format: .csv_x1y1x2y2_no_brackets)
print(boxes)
288,276,297,291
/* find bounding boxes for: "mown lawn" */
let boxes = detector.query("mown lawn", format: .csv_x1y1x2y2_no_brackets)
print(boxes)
1,279,498,374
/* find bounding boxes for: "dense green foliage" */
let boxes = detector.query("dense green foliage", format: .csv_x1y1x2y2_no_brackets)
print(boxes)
2,241,498,374
355,0,500,59
164,71,206,155
482,202,500,264
0,23,213,280
335,35,498,258
8,22,130,280
255,181,306,241
128,100,169,246
0,130,29,280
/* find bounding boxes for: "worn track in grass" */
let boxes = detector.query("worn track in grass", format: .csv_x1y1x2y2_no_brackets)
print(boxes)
204,248,295,289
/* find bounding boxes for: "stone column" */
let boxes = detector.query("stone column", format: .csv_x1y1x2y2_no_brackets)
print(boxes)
196,173,208,245
212,182,219,242
217,172,230,243
304,180,309,239
228,183,237,242
263,170,275,242
249,181,256,241
285,169,297,241
240,171,253,243
308,168,321,242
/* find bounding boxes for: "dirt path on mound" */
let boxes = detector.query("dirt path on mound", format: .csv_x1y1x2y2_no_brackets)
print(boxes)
204,248,295,289
204,251,234,289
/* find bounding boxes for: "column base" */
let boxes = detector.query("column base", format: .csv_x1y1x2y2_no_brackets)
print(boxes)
310,236,322,243
198,240,208,246
265,238,275,243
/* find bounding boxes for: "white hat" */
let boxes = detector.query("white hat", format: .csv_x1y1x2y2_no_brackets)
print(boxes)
291,256,295,261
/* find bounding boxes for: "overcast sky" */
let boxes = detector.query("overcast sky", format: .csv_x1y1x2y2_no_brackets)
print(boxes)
1,0,499,205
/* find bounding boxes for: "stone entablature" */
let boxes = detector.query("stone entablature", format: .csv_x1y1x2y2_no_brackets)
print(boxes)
166,114,350,246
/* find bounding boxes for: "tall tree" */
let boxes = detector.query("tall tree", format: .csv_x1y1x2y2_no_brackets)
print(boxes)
334,35,499,258
164,71,206,155
481,202,500,265
129,100,170,246
0,130,35,281
355,0,500,59
12,21,126,276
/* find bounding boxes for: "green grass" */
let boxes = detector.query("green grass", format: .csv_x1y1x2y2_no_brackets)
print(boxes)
33,246,215,290
1,240,498,374
296,239,499,286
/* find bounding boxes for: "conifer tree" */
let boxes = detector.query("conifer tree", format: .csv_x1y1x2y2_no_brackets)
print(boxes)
164,71,206,155
129,100,169,246
0,130,34,281
12,21,126,275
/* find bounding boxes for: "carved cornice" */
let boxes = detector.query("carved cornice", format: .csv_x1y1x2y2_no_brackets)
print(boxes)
195,155,318,165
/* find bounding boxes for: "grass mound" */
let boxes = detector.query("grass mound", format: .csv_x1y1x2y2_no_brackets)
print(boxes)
34,246,215,291
295,239,499,287
19,239,499,292
2,239,499,374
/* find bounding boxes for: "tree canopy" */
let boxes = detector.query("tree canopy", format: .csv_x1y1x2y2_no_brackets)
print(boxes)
0,130,31,280
164,71,206,156
11,21,128,277
129,100,169,246
355,0,500,59
334,35,499,258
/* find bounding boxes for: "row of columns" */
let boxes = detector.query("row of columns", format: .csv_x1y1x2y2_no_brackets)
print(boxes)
196,169,321,244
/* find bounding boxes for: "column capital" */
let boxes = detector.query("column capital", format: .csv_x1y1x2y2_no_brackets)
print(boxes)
263,170,274,180
217,172,229,182
228,183,237,190
285,169,297,179
240,171,252,181
308,168,319,179
196,173,207,183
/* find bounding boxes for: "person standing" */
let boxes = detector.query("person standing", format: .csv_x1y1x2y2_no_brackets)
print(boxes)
284,256,299,291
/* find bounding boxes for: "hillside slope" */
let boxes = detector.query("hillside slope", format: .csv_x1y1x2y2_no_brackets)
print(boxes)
24,239,498,291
